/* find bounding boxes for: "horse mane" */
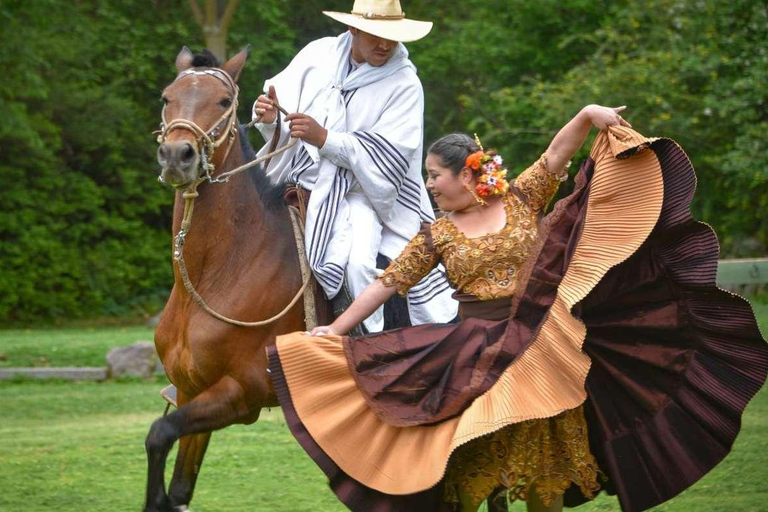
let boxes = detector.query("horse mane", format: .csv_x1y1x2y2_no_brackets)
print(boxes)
237,124,287,211
192,49,220,68
187,50,286,211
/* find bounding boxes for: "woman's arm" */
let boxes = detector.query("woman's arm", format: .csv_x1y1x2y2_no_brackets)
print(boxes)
311,280,397,336
311,224,440,336
545,105,632,175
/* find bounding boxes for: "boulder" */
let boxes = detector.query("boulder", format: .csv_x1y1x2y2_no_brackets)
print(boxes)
147,309,164,328
106,341,158,378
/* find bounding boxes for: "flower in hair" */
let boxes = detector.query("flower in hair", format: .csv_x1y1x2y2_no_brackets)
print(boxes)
465,151,484,171
465,149,510,200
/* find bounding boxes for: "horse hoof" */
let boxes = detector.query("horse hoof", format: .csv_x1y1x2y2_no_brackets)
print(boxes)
174,506,189,512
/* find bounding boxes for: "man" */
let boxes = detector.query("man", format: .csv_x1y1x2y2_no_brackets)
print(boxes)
252,0,457,332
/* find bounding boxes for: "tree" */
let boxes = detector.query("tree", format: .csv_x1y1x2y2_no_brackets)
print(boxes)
0,0,763,324
187,0,240,62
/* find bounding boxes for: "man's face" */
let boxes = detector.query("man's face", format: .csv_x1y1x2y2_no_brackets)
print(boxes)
349,27,396,67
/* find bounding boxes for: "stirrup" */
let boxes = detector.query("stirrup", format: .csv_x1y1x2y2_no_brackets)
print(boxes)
160,384,178,408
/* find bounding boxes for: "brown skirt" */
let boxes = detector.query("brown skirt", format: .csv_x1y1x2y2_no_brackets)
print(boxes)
267,126,768,512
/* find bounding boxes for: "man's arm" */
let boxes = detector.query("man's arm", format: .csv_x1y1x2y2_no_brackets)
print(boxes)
250,38,335,144
284,111,327,147
317,78,423,174
283,73,425,220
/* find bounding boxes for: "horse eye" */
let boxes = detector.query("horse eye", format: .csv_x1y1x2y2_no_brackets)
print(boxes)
219,98,232,108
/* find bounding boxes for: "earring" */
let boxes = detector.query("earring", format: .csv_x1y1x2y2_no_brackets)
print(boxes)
464,182,487,206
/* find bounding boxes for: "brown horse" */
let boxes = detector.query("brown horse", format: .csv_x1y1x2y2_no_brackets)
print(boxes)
145,47,306,512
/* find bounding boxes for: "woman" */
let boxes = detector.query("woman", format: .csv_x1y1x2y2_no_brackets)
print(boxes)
267,105,768,511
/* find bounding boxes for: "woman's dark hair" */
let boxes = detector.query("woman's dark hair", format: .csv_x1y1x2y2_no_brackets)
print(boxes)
427,133,480,175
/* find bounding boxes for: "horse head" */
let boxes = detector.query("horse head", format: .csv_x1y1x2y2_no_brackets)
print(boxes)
157,46,249,189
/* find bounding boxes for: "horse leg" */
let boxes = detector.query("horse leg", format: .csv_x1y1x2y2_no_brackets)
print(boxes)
167,431,211,510
144,376,257,512
164,389,211,510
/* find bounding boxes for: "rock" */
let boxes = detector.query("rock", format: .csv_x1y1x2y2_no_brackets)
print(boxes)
155,357,166,375
106,341,158,378
147,309,164,328
0,367,108,381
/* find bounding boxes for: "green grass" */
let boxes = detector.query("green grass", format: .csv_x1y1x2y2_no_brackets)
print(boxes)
1,297,765,371
0,326,155,368
0,299,766,511
0,380,766,512
0,379,344,512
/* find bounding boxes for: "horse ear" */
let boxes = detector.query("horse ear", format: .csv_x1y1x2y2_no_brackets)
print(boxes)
221,45,250,82
175,46,195,72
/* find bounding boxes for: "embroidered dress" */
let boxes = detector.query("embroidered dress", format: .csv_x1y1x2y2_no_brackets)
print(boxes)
376,154,599,506
267,127,768,512
377,154,599,507
444,407,599,507
382,155,555,301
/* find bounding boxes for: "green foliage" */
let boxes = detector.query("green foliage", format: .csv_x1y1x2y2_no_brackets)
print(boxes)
0,0,765,323
454,0,768,253
0,1,196,323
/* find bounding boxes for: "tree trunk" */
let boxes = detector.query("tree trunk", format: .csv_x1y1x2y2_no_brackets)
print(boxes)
203,27,227,62
187,0,240,62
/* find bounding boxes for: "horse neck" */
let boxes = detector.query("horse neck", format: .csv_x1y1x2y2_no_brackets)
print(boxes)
171,132,291,275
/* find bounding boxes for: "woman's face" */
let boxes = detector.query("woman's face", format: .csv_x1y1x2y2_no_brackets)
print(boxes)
425,153,473,211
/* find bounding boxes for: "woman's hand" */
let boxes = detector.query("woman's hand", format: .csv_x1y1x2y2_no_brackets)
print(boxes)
545,104,632,174
584,105,632,130
309,325,338,336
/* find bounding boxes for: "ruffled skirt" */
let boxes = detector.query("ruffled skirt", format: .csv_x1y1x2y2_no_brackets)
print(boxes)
267,127,768,511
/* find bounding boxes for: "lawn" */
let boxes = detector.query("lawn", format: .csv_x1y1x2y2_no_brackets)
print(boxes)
0,326,155,368
0,378,344,512
0,379,766,512
754,300,768,336
0,298,766,511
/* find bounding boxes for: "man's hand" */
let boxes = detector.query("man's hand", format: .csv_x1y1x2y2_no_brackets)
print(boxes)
253,85,278,124
286,113,328,148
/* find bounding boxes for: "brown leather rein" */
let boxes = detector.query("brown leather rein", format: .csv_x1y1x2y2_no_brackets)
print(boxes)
156,67,308,328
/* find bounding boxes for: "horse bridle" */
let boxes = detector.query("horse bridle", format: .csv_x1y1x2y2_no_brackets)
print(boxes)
156,68,240,185
155,67,308,328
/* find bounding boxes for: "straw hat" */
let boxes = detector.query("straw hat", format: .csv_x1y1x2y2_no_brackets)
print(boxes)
323,0,433,43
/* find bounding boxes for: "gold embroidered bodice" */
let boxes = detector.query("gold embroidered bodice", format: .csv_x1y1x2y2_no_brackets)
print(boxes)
380,154,562,300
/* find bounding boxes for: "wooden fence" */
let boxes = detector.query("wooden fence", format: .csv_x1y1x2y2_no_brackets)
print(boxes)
717,258,768,295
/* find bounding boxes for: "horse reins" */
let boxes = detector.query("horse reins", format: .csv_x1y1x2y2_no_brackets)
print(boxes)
157,67,308,328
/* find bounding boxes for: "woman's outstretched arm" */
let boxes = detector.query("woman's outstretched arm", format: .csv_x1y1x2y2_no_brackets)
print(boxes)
545,105,632,174
311,279,397,336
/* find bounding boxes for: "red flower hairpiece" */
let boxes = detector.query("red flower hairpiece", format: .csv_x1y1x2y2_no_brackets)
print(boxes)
464,147,509,201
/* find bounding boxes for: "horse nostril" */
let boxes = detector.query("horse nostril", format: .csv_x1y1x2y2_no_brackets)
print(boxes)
158,144,170,162
181,143,196,163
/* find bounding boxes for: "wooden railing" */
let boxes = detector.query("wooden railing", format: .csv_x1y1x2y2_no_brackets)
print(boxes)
717,258,768,294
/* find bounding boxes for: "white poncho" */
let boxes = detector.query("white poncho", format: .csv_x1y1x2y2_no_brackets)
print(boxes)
255,32,457,325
